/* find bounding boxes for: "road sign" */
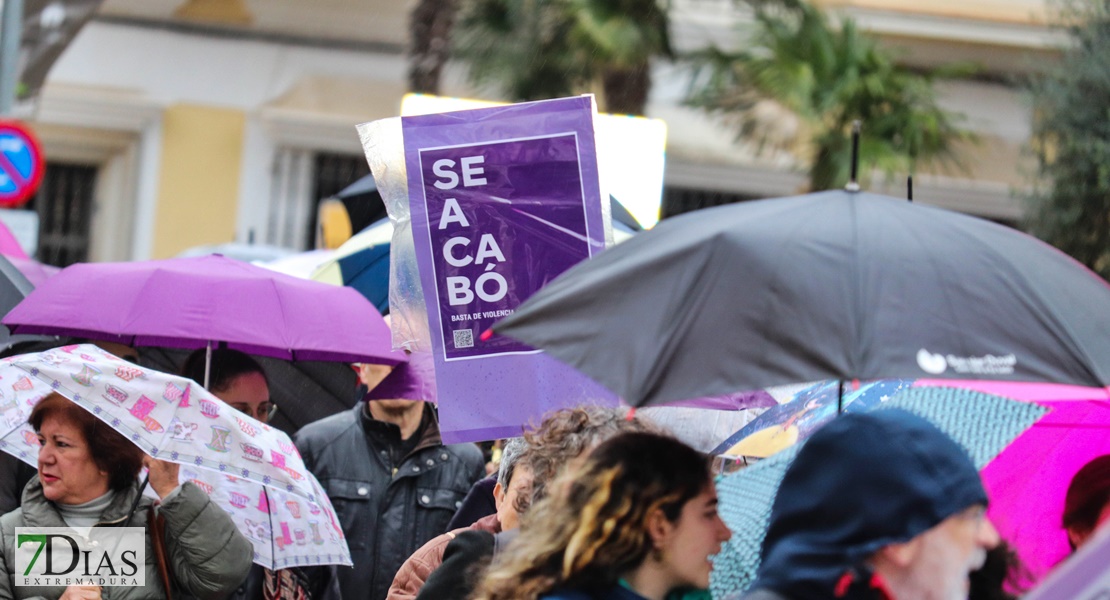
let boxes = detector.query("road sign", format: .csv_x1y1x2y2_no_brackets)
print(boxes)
0,120,44,208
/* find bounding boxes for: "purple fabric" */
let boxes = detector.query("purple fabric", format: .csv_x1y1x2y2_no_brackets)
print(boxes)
365,352,435,401
402,96,617,443
2,255,406,364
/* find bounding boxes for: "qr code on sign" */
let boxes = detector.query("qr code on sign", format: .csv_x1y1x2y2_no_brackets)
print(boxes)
453,329,475,349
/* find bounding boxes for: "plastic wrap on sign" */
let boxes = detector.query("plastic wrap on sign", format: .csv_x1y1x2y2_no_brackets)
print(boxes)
357,117,432,354
359,96,619,442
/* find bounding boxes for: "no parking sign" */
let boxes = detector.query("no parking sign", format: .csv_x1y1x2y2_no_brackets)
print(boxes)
0,121,45,208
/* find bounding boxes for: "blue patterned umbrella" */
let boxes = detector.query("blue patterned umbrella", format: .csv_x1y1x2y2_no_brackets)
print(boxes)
709,386,1048,598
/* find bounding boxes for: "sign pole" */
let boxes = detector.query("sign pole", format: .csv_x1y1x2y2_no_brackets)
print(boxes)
0,0,24,116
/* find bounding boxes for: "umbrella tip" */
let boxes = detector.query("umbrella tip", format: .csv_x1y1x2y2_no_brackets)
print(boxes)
845,120,861,193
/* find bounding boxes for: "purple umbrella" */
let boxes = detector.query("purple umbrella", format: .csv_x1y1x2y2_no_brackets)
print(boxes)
2,255,405,366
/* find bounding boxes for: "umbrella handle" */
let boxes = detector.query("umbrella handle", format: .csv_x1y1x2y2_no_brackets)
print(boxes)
123,473,151,527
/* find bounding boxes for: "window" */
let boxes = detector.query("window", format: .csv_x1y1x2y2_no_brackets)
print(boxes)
25,162,99,267
267,150,375,250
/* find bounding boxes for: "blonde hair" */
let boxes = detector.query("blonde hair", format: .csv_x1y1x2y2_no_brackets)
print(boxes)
474,432,710,600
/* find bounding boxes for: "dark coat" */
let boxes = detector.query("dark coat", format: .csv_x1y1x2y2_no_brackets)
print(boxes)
294,404,484,600
444,475,496,531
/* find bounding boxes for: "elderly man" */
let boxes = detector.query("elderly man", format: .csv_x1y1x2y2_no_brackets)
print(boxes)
742,409,1000,600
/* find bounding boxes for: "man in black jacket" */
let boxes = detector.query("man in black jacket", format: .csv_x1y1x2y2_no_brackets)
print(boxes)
295,360,484,600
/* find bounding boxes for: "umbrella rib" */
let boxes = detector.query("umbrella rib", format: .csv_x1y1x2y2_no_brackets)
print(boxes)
266,486,276,570
847,195,865,379
268,277,293,361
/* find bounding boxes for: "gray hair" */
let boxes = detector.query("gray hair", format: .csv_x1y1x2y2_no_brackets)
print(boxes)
497,437,528,488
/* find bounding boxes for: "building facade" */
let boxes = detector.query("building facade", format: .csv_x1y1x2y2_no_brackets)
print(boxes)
17,0,1061,264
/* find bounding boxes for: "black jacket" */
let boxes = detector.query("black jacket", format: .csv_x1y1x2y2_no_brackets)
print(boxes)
295,403,484,600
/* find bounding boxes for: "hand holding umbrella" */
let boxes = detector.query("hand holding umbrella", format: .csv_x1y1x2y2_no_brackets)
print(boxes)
0,344,352,569
144,455,180,499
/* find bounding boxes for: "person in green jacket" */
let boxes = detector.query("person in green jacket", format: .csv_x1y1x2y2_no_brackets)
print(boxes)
0,393,253,600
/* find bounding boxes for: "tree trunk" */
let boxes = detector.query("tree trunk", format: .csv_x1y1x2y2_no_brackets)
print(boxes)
408,0,460,94
601,63,651,116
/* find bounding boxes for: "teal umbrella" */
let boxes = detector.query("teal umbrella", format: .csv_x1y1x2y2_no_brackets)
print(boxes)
710,386,1048,598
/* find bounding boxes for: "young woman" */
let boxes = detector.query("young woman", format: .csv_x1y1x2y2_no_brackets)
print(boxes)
474,431,731,600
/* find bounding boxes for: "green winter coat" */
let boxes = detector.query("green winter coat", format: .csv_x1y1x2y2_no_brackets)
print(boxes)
0,477,252,600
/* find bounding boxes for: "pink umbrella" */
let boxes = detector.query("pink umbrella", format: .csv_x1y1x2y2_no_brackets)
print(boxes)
916,380,1110,587
0,219,28,260
1,255,405,365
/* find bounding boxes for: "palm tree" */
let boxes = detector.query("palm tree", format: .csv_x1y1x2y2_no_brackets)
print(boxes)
452,0,673,115
687,0,971,191
409,0,461,94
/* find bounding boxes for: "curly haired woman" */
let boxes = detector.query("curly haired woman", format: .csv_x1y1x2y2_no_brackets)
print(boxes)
473,431,731,600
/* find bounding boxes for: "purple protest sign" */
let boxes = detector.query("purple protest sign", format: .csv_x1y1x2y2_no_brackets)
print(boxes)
419,133,591,359
403,96,617,442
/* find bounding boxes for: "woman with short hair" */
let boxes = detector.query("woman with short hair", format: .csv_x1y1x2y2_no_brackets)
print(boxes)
0,393,253,600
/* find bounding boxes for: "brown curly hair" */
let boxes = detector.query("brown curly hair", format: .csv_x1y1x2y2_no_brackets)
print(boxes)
474,431,712,600
30,393,144,492
514,406,659,515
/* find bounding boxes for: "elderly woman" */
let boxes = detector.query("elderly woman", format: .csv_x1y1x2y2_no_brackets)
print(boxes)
0,393,253,600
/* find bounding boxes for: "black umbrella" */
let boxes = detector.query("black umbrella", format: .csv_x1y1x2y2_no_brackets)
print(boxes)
493,190,1110,407
141,347,358,436
0,254,56,355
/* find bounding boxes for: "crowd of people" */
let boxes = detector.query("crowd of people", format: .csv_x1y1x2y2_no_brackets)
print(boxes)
0,340,1108,600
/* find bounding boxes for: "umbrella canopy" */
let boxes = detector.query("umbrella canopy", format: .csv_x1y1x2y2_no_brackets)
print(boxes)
0,219,28,259
709,386,1047,597
312,218,394,313
0,344,351,569
140,347,359,436
2,255,405,365
177,242,297,264
6,255,59,287
494,190,1110,407
708,377,1110,586
0,254,55,354
926,380,1110,584
260,249,336,280
711,379,915,458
